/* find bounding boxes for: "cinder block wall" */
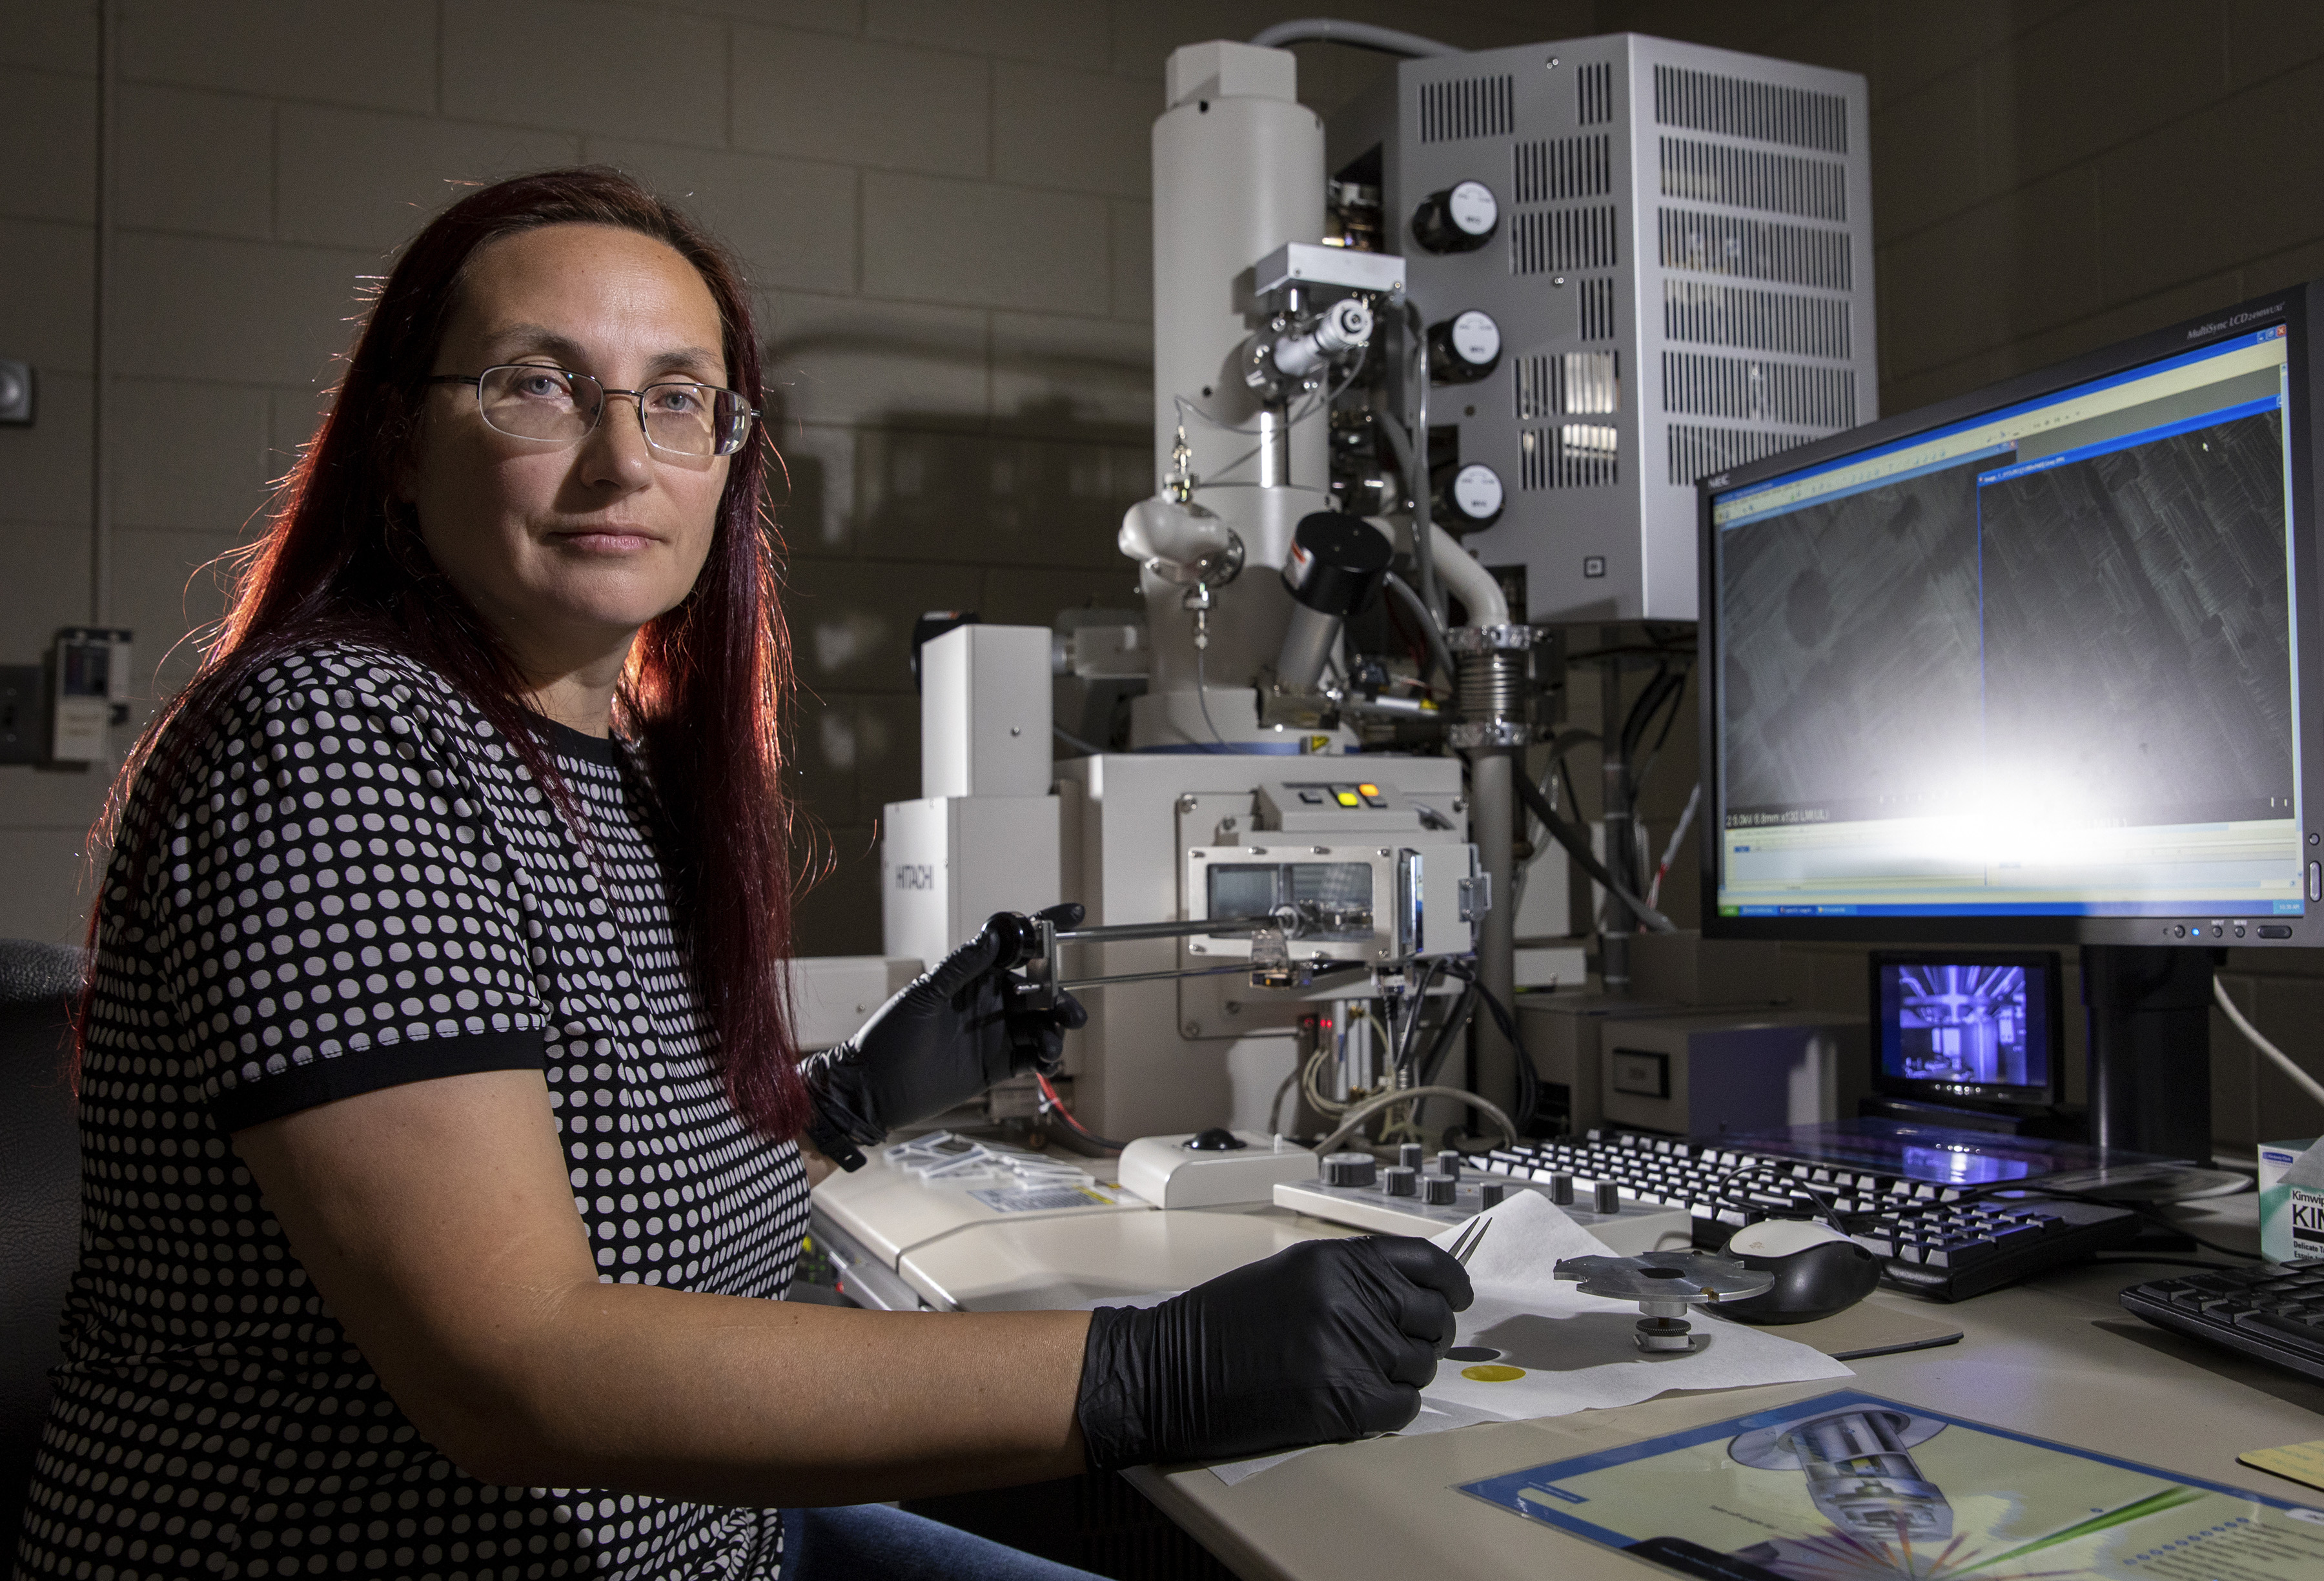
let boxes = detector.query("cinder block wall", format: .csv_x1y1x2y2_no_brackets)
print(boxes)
0,0,1562,952
6,1,2323,1150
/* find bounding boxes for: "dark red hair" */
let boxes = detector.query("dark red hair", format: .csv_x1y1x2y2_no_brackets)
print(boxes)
86,167,808,1139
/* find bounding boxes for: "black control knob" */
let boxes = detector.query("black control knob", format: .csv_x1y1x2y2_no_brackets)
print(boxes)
1480,1180,1508,1209
1398,1142,1425,1171
1549,1174,1575,1206
1423,1174,1457,1206
1411,179,1498,254
1593,1180,1622,1215
1436,1149,1463,1178
1435,462,1504,527
1427,310,1502,383
1383,1165,1419,1198
1321,1150,1376,1188
1187,1127,1245,1151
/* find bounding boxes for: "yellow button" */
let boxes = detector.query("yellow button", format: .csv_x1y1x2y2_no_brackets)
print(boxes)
1334,791,1360,808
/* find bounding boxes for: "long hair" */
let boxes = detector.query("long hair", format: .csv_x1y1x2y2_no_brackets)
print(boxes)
85,167,808,1139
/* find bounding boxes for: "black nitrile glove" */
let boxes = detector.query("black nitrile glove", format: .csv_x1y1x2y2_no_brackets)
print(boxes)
1074,1236,1473,1471
799,904,1088,1167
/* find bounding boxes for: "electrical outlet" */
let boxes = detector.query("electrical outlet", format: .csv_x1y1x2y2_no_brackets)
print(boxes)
0,360,32,425
51,627,132,764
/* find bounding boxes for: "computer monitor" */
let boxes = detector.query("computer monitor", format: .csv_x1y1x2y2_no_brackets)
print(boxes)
1869,951,2064,1109
1697,283,2322,948
1696,279,2324,1164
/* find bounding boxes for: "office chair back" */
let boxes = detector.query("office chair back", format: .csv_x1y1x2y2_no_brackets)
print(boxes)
0,941,85,1555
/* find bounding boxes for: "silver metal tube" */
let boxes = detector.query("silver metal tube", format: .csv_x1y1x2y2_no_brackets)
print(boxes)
1054,914,1279,944
1274,602,1340,692
1057,964,1256,992
1249,17,1456,56
1257,406,1289,487
1468,746,1518,1117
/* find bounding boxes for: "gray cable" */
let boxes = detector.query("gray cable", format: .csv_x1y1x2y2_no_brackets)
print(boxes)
1193,644,1232,749
1379,411,1444,627
2214,979,2324,1109
1380,571,1455,686
1250,17,1458,56
1514,769,1678,933
1311,1084,1516,1156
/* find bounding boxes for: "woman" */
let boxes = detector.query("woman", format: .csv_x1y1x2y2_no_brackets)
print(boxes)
12,168,1468,1581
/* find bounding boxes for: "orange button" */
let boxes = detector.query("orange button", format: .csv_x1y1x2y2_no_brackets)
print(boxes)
1357,783,1380,797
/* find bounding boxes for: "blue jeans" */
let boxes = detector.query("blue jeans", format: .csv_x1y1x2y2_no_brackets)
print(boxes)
781,1504,1108,1580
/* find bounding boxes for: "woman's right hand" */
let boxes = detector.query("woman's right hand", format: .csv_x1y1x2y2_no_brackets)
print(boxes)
1073,1236,1474,1470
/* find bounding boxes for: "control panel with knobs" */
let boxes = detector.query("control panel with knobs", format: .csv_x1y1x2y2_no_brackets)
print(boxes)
1436,462,1505,527
1410,180,1499,254
1427,309,1501,383
1276,1146,1696,1252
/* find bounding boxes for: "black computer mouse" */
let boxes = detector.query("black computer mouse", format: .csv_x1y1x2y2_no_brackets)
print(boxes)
1715,1219,1883,1325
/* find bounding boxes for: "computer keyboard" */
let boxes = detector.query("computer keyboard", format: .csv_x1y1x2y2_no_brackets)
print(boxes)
2119,1261,2324,1381
1476,1133,2140,1301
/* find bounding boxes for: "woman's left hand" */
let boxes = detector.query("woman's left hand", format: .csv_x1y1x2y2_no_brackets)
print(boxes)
800,905,1088,1161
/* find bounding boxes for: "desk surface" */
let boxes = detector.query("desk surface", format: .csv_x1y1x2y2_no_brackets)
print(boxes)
815,1162,2322,1581
1129,1256,2324,1580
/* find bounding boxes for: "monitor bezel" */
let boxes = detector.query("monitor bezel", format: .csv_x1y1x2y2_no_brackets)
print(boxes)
1866,949,2066,1108
1697,278,2324,946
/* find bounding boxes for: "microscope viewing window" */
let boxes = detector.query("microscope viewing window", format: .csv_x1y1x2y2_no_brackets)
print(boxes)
1206,862,1374,941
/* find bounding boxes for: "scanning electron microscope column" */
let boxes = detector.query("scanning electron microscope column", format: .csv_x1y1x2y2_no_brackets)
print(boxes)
1136,41,1326,748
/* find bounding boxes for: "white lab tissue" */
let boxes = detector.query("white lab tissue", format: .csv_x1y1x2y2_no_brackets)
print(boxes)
1209,1188,1850,1484
1417,1187,1852,1419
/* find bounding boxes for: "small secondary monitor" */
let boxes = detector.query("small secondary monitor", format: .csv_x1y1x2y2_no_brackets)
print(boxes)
1870,951,2063,1107
1698,280,2324,946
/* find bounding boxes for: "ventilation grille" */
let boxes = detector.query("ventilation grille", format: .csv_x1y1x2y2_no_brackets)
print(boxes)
1516,351,1620,420
1658,206,1850,290
1664,280,1849,358
1420,74,1514,142
1579,277,1616,340
1663,352,1856,429
1512,206,1618,274
1667,424,1800,487
1576,61,1613,125
1653,64,1847,153
1523,425,1620,489
1660,136,1845,221
1514,134,1611,204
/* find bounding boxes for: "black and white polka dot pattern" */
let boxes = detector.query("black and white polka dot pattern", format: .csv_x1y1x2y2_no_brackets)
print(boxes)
14,644,809,1580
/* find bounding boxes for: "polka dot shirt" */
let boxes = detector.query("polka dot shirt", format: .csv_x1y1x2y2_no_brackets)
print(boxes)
15,643,810,1580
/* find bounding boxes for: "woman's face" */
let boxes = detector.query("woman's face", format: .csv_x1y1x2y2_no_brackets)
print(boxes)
409,222,731,673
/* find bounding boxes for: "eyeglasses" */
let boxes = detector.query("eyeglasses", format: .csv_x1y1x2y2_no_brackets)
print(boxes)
424,364,759,458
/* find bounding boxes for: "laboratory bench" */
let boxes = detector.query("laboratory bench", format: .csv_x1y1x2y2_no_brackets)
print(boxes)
811,1147,2322,1581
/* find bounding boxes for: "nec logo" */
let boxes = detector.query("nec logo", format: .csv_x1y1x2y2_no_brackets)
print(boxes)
891,864,936,891
1707,473,1731,488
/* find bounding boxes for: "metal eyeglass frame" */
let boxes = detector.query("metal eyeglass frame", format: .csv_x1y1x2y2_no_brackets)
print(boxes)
423,365,761,458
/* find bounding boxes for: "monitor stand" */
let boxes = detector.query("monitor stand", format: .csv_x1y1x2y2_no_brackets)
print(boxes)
2083,944,2214,1166
1857,1094,2082,1139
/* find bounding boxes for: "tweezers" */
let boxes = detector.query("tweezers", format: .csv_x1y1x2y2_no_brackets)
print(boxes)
1446,1216,1492,1267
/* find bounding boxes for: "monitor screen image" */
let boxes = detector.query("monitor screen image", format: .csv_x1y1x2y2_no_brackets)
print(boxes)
1875,959,2054,1101
1704,321,2304,926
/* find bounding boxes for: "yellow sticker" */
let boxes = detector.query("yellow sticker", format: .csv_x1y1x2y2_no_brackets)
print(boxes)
2239,1438,2324,1493
1461,1363,1527,1383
